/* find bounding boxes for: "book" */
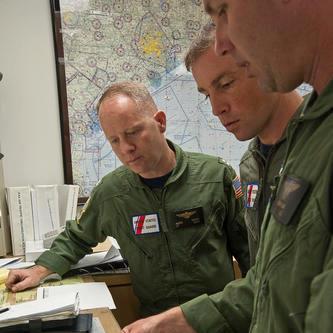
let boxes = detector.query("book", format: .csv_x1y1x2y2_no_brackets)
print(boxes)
57,184,79,226
30,185,60,241
0,155,11,256
6,187,33,256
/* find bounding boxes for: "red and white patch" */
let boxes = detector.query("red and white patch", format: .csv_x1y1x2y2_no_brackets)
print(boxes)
132,214,160,235
246,183,259,208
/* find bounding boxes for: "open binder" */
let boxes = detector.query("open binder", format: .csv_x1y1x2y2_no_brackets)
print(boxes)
0,313,92,333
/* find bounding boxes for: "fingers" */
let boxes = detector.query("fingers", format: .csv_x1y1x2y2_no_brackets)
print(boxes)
5,270,23,290
5,269,42,292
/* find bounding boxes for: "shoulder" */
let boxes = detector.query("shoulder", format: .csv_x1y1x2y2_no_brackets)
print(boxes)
240,138,257,165
185,151,237,180
91,165,131,200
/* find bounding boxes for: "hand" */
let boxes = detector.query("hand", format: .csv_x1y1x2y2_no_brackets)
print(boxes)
121,306,196,333
5,265,53,292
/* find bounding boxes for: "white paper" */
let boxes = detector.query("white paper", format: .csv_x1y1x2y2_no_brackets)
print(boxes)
6,261,35,269
71,246,121,269
0,291,79,324
0,257,22,268
108,236,120,250
31,185,60,240
37,282,116,310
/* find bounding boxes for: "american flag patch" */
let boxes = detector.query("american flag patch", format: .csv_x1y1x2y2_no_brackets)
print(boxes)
232,176,243,199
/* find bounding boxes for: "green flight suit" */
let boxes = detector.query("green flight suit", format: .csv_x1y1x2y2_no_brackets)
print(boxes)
181,82,333,332
36,141,249,316
240,136,287,266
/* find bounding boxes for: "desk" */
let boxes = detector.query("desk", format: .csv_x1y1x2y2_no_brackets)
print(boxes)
93,273,140,328
84,308,121,333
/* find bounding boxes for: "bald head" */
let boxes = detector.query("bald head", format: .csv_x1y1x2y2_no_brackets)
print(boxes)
97,81,158,117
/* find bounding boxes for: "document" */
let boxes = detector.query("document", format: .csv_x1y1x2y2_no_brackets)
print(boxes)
0,291,79,326
37,282,116,310
0,257,22,268
71,245,121,269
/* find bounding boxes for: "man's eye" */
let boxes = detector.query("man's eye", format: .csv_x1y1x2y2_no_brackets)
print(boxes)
218,80,235,90
110,138,119,145
218,4,228,17
204,94,210,101
127,130,137,136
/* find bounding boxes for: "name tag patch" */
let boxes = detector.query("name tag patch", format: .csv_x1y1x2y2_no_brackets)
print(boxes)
246,183,259,208
132,214,160,235
174,207,204,229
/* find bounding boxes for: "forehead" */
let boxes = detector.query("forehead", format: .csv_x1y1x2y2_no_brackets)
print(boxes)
99,95,145,124
192,48,241,80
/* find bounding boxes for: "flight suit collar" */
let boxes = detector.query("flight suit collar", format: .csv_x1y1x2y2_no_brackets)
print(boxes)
299,79,333,120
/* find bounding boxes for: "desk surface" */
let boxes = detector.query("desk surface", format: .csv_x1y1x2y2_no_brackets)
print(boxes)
84,308,121,333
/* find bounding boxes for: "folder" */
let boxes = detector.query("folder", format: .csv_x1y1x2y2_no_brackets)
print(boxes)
0,313,92,333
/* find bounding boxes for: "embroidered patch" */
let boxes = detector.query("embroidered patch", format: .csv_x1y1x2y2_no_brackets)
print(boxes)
132,214,160,235
232,176,243,199
77,197,91,224
174,207,204,229
246,183,259,208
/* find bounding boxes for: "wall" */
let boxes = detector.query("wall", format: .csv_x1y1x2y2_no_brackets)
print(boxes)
0,0,64,187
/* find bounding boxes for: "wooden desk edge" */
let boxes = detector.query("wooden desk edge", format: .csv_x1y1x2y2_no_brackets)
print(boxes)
84,307,122,333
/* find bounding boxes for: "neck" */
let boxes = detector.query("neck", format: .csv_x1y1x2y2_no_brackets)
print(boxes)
304,1,333,93
139,141,176,179
259,91,303,145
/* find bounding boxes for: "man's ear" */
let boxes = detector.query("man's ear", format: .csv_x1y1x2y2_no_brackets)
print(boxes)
153,110,167,133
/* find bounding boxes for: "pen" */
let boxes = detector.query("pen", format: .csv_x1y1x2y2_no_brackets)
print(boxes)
0,307,9,314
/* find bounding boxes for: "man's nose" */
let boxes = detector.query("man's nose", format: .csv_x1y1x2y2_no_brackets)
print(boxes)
119,138,135,154
210,95,229,117
214,22,235,56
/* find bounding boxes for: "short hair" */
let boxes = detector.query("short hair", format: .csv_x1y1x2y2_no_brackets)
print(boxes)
184,22,215,72
97,81,158,114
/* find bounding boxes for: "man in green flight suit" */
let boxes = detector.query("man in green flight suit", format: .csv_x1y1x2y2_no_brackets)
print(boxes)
6,81,250,317
184,23,303,266
121,1,333,332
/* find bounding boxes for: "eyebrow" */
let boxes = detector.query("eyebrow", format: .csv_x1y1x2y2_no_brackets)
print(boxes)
197,70,237,94
204,3,214,15
196,72,227,95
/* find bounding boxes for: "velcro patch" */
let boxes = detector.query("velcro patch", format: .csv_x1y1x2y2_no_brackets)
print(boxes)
132,214,160,235
174,207,204,229
245,183,259,208
271,174,309,225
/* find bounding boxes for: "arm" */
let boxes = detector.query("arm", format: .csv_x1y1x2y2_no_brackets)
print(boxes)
5,265,53,292
305,235,333,332
121,307,196,333
181,266,255,333
224,166,250,276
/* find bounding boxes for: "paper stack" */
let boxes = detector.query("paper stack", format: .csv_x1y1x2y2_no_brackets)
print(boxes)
6,185,79,256
0,291,79,328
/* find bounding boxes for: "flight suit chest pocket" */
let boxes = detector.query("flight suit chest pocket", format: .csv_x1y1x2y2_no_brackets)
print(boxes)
189,201,226,252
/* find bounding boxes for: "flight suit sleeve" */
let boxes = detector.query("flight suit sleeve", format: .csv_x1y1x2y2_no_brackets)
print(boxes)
36,188,107,276
223,165,250,276
304,234,333,333
181,266,255,333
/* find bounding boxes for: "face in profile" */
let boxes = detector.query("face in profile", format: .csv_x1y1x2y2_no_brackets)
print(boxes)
203,0,301,93
99,95,167,178
191,46,279,141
